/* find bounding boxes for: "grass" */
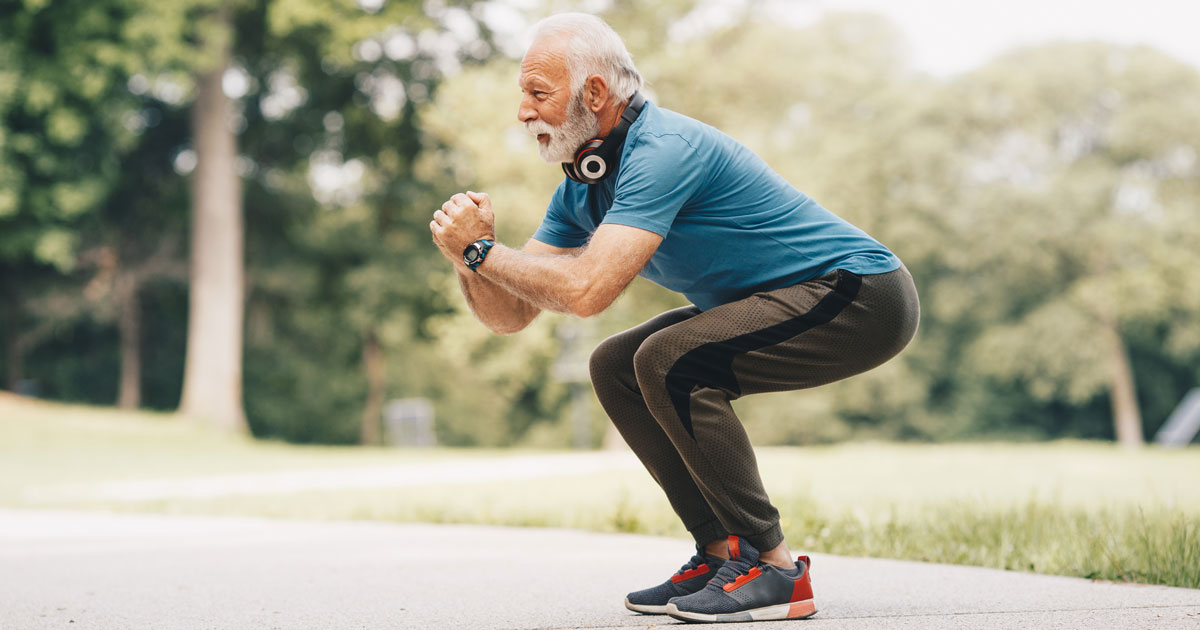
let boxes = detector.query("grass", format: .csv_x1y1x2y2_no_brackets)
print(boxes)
0,392,499,501
4,392,1199,589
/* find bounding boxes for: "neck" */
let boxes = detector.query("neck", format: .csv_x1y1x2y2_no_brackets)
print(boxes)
595,98,630,139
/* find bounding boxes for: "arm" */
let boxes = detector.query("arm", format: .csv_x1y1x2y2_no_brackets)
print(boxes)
453,238,578,334
431,191,662,320
477,223,661,318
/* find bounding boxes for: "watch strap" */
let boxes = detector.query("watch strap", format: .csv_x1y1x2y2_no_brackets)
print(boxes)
464,239,495,272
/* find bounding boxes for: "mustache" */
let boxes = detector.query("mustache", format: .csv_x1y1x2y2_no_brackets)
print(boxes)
525,120,556,136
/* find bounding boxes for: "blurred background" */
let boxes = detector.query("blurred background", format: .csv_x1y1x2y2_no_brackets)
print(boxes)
3,0,1200,590
3,0,1199,449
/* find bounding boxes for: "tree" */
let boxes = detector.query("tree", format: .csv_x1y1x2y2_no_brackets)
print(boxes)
119,0,477,435
0,0,148,393
909,43,1200,446
232,0,498,443
176,5,248,431
81,97,191,410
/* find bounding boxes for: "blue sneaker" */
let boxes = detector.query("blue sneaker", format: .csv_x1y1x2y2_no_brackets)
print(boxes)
625,546,726,614
666,536,816,623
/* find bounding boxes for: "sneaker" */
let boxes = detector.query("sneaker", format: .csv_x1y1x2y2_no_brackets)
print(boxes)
624,546,727,614
666,535,816,623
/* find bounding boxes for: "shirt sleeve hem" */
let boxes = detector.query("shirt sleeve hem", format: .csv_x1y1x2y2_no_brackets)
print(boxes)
599,214,671,238
530,229,589,249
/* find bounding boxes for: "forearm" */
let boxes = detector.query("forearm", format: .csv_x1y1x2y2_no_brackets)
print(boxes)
457,266,540,334
430,191,650,322
477,244,597,317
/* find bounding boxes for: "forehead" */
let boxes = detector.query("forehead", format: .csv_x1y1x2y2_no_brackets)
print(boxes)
518,37,570,88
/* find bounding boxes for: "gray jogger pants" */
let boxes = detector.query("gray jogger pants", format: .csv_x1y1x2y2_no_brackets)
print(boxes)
588,266,920,551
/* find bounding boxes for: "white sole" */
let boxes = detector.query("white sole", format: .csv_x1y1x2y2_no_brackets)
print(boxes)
666,599,817,623
624,597,669,614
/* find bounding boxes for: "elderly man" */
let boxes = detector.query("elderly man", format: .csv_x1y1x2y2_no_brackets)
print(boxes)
430,12,919,624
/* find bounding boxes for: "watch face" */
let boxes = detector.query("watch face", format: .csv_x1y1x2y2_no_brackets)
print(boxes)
464,246,480,263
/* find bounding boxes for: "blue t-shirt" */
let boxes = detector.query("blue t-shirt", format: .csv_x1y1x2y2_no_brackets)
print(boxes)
532,101,900,311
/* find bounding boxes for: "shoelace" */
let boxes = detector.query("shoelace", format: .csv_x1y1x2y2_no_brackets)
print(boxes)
675,553,709,575
707,556,755,588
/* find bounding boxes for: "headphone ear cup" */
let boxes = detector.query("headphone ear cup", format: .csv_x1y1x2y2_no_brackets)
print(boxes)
572,138,606,184
561,93,644,185
562,161,582,183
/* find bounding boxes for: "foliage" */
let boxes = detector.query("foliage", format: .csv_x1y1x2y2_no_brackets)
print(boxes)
3,0,514,443
897,43,1200,440
3,2,1200,446
0,0,154,391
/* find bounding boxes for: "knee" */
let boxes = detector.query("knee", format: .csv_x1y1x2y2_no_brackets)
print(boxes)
632,333,671,399
589,333,634,391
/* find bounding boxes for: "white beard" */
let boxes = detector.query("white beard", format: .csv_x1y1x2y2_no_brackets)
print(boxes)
526,88,600,164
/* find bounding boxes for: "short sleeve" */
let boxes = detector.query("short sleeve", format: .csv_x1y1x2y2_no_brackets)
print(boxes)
601,133,704,237
531,179,591,248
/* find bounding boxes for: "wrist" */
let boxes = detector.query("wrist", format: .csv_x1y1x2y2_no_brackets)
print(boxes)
462,238,496,272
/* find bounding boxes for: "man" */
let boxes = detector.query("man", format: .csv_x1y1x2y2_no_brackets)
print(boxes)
429,12,920,624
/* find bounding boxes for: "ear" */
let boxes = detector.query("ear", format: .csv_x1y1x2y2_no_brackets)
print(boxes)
584,75,609,113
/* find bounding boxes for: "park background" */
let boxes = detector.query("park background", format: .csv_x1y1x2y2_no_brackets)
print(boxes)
2,0,1198,590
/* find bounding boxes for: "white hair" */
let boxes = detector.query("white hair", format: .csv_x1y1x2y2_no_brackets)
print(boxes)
530,13,643,103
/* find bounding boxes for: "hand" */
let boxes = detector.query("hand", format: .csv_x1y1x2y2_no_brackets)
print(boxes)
430,222,459,266
430,191,496,267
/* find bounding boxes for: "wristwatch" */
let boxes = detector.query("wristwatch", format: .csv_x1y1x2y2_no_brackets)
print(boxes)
463,239,495,272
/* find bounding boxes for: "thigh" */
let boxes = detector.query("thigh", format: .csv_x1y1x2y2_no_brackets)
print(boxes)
639,267,919,398
732,266,919,394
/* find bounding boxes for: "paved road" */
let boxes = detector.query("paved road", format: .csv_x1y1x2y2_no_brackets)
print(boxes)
2,509,1198,629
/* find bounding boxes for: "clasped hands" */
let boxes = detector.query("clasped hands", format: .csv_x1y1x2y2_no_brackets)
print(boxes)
430,191,496,268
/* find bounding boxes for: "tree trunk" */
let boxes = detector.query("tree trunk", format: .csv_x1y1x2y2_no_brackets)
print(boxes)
116,276,142,409
360,329,386,446
178,9,247,433
1101,314,1143,448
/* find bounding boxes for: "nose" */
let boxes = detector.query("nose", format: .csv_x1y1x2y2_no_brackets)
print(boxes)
517,95,537,124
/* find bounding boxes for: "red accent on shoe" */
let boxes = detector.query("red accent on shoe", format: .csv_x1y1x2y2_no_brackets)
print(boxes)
670,563,710,583
728,536,740,560
790,557,814,602
787,600,817,618
722,566,762,592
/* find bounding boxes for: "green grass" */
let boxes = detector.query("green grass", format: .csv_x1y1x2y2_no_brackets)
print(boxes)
0,393,499,501
4,393,1199,589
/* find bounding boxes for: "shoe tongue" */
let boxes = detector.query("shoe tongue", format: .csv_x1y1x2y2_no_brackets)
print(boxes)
728,535,760,564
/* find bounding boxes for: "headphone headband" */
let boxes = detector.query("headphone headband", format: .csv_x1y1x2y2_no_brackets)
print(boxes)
562,91,646,185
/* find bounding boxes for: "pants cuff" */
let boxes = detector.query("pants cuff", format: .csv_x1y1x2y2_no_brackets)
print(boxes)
688,518,729,547
744,522,785,553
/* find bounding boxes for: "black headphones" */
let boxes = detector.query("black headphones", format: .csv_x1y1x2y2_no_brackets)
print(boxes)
562,91,646,185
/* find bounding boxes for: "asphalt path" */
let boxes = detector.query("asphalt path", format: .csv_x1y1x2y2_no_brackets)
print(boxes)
2,509,1198,629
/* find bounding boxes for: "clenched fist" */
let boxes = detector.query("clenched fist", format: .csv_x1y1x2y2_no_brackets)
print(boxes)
430,191,496,267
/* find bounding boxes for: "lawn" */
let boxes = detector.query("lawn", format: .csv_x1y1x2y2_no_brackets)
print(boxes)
3,392,1198,589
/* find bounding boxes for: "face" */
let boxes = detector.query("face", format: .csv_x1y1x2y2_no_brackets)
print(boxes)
518,38,600,163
